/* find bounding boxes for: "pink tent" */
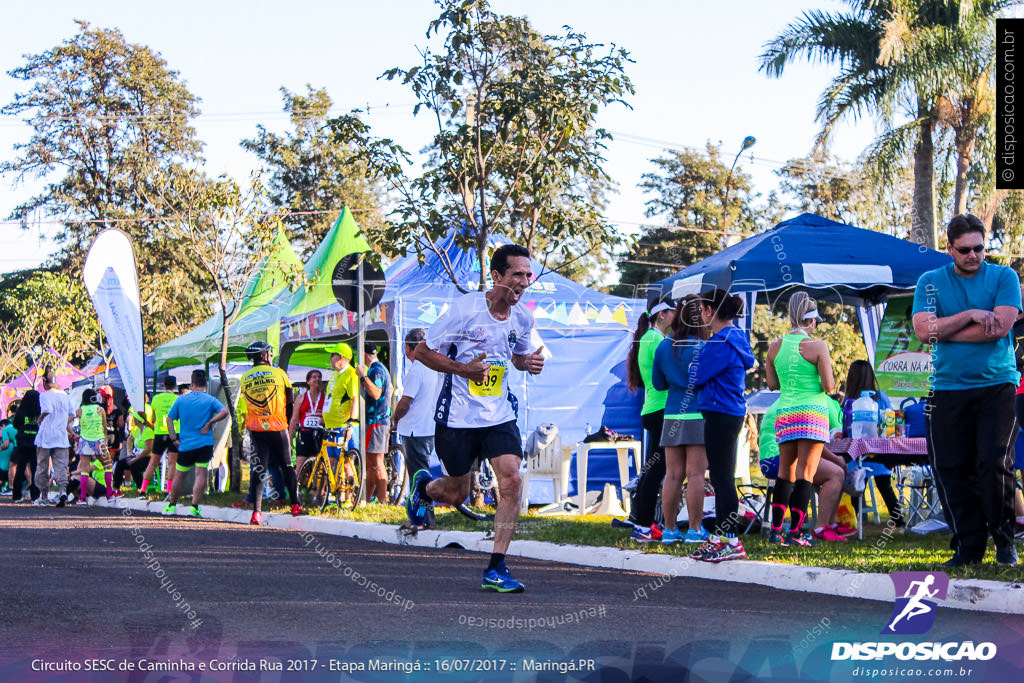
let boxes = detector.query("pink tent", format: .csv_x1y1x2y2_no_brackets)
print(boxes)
1,352,86,417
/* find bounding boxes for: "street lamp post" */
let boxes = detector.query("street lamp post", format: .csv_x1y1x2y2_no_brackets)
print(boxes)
722,135,757,244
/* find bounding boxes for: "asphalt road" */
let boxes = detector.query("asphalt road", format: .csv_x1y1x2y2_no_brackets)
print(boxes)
1,500,1022,682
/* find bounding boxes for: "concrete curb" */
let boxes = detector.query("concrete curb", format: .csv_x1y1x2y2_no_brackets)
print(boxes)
105,498,1024,615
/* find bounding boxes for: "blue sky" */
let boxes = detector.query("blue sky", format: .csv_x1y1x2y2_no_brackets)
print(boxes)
0,1,882,274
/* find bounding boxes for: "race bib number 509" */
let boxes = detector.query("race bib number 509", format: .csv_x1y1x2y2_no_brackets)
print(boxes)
470,365,505,397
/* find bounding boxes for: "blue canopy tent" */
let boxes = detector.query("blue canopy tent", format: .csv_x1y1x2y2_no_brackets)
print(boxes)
647,213,953,358
279,231,648,499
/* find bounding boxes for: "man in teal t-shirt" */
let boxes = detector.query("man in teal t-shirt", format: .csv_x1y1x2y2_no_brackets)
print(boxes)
911,214,1022,568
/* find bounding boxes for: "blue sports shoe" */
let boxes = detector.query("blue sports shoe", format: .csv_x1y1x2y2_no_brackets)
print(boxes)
660,527,686,544
481,563,525,593
684,527,710,544
404,469,434,525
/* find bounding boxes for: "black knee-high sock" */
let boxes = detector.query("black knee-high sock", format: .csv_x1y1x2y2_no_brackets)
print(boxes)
771,478,793,530
789,479,814,532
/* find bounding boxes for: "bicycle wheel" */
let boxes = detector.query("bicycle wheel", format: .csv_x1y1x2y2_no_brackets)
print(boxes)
297,459,327,510
385,443,408,505
336,449,365,510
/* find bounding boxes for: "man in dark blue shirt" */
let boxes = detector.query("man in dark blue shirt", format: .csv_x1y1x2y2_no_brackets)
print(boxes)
357,343,391,503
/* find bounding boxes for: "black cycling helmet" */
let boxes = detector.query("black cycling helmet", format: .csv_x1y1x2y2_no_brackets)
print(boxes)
246,340,273,363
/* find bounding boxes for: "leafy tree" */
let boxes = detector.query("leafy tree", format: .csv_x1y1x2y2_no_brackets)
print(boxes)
612,142,779,297
1,21,210,346
775,153,913,236
330,0,633,289
0,268,100,366
157,170,303,493
241,86,389,260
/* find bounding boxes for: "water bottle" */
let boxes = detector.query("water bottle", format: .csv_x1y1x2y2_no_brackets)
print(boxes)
851,391,880,438
585,421,593,437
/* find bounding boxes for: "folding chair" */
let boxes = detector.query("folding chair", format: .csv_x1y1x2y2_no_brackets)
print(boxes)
897,465,942,528
737,482,771,535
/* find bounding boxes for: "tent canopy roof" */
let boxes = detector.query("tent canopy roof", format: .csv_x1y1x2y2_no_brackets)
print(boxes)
649,213,953,308
153,212,360,370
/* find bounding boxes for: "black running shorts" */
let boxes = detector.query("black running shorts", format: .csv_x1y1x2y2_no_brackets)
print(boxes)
295,428,322,458
176,445,213,470
152,434,178,456
433,420,523,477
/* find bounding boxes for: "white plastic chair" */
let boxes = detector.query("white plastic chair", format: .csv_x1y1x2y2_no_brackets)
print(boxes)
520,440,570,513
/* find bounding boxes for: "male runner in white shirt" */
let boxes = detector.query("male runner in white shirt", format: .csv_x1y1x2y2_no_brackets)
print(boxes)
405,244,544,592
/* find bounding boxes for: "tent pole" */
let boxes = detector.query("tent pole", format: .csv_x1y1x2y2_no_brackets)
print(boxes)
357,255,366,507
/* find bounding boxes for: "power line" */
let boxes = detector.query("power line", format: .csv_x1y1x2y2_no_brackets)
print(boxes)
0,207,384,227
0,102,420,127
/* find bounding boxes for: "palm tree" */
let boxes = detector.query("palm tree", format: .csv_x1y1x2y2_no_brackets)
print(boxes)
761,1,1018,249
876,1,1011,219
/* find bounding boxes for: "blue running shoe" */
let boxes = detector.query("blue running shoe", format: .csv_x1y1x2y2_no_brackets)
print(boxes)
481,563,525,593
404,469,434,525
683,527,710,544
660,527,685,544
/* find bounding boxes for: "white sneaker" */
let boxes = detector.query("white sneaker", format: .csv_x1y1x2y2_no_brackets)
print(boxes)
32,498,47,507
75,499,88,506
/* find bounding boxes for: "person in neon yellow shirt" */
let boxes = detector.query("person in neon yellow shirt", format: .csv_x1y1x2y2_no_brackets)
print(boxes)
117,408,155,492
141,375,179,495
73,389,112,503
324,343,360,429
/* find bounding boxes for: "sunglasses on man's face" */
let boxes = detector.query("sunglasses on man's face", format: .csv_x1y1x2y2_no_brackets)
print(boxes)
952,245,985,255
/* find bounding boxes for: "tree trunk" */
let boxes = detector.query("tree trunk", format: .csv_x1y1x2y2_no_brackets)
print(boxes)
218,311,244,494
977,189,1007,232
477,235,488,292
953,129,975,217
911,116,937,249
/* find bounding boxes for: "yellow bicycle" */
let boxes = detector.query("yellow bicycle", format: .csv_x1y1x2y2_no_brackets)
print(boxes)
295,425,364,512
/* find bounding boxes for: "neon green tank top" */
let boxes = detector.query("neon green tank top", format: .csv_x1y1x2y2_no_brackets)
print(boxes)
774,334,827,398
80,404,105,441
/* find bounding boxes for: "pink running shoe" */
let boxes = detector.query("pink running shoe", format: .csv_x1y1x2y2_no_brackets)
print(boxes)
812,527,849,542
250,511,263,526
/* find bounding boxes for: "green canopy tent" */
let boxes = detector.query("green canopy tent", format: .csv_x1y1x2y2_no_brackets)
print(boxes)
153,209,367,371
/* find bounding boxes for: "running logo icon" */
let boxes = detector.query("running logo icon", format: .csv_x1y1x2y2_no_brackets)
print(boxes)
883,571,948,635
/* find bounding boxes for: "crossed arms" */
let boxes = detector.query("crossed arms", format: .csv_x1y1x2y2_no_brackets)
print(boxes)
912,306,1017,344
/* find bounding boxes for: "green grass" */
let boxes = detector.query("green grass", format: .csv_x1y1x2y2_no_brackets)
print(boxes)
135,470,1024,584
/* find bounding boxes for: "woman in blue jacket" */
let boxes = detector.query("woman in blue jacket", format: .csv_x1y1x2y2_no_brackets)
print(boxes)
652,296,710,544
688,288,755,562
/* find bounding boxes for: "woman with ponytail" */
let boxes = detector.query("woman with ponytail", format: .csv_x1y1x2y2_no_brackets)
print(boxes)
765,292,836,547
625,295,675,541
688,288,755,562
652,296,710,544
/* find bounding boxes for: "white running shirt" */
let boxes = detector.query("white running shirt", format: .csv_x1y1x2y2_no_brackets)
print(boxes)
36,389,75,449
396,360,440,438
426,291,533,429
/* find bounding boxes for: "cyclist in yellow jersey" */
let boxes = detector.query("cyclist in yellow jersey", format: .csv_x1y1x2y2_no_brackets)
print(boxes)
141,375,179,495
323,342,360,456
239,341,301,523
